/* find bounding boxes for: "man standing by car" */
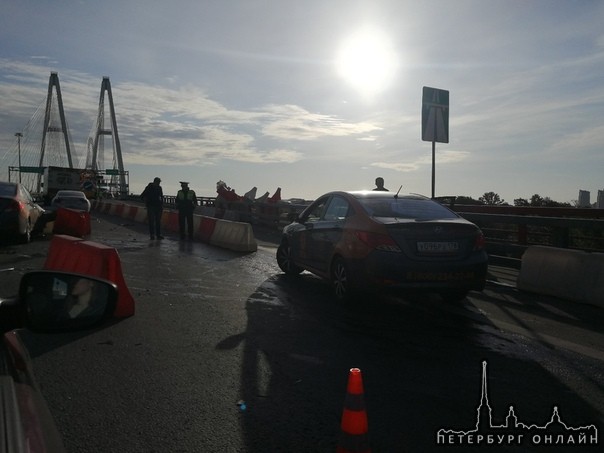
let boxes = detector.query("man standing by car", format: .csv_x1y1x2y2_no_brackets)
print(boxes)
373,177,389,191
176,181,197,240
141,177,164,240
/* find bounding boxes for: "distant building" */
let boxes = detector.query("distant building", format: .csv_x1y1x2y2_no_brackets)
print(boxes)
578,190,591,208
598,190,604,209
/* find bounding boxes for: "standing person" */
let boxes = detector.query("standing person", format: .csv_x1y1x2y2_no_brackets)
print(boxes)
373,177,389,191
141,177,164,239
176,181,197,240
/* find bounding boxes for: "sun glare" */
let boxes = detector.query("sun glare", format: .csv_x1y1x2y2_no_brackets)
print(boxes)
336,28,399,98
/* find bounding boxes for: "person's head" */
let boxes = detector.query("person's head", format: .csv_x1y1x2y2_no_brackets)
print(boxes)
153,177,161,185
375,177,385,188
180,181,189,190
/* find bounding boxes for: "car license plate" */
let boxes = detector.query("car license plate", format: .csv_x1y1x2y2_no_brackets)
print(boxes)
417,241,459,253
406,271,475,281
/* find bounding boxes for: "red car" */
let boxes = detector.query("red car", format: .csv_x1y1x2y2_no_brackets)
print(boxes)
276,191,488,301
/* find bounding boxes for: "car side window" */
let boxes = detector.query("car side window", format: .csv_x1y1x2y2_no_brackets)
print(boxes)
323,196,351,221
302,197,329,223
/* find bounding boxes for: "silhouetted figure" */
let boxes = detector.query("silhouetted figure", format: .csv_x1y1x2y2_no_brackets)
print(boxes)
373,177,388,191
176,181,197,240
141,177,164,239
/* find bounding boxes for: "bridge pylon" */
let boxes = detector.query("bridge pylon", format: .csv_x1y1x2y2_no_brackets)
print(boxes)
88,76,128,197
36,72,73,192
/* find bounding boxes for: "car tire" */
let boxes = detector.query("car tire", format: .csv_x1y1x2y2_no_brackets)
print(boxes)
276,241,303,275
440,289,469,302
19,219,32,244
331,257,352,302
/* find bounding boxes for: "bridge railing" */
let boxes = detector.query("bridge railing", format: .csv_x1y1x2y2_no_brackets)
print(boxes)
124,194,604,267
445,204,604,269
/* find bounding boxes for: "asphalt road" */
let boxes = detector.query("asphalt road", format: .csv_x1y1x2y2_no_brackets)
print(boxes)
1,212,603,452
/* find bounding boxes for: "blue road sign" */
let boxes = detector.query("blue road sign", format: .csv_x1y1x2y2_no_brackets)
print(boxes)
422,87,449,143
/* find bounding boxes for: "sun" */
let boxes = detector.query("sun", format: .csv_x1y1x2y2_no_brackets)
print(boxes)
336,28,399,98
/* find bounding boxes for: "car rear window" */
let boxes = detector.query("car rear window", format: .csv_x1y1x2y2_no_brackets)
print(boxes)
57,191,85,197
0,183,17,197
358,197,459,220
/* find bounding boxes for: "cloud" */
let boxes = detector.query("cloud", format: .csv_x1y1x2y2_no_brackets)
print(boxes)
0,60,378,172
370,150,470,172
259,104,382,140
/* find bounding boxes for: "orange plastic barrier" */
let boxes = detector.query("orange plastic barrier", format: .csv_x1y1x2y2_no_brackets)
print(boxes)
337,368,371,453
163,211,180,233
198,216,217,242
126,205,139,220
52,208,91,237
44,235,135,317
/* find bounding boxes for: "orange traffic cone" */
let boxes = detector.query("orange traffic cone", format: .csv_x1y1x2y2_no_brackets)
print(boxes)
337,368,371,453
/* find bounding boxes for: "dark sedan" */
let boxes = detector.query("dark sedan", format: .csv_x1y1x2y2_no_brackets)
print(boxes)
276,191,488,301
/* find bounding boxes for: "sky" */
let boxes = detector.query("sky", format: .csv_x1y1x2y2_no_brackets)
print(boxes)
1,0,603,203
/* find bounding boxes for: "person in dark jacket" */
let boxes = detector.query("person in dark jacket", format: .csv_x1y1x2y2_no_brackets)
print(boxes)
373,177,389,191
141,177,164,239
176,181,197,240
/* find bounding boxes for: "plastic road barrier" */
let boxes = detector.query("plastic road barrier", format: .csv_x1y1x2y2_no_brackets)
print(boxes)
43,235,135,317
52,208,91,238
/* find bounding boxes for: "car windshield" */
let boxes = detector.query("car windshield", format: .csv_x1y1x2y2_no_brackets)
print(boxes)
357,196,459,220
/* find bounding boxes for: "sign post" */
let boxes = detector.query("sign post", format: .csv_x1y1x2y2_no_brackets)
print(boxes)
422,87,449,198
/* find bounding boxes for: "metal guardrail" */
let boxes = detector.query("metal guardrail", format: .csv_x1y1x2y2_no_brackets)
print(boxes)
453,208,604,252
123,194,604,267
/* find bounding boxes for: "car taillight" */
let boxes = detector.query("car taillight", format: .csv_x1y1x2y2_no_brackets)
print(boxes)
354,231,401,252
474,232,486,251
6,200,25,213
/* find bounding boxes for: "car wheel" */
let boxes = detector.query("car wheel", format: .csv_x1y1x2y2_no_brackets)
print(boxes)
276,241,302,275
19,219,32,244
331,257,352,302
440,289,469,302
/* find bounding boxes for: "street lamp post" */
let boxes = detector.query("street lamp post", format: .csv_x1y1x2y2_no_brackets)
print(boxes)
15,132,23,183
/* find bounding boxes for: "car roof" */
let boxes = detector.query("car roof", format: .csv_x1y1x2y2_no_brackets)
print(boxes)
56,190,86,196
324,190,430,201
0,181,18,196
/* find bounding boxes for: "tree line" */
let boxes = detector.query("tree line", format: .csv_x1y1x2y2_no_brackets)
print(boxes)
455,192,573,207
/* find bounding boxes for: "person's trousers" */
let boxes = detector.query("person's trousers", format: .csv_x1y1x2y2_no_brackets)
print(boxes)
179,210,194,239
147,205,163,236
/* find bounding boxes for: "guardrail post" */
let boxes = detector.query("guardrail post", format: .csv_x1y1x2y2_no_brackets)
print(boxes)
518,224,528,245
552,226,570,248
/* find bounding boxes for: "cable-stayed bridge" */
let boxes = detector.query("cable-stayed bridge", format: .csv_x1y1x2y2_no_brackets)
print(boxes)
1,72,128,198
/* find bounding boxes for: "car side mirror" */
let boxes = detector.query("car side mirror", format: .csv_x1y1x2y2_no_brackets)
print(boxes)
19,271,118,332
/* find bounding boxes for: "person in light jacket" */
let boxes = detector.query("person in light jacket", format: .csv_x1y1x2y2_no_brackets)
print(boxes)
176,181,197,240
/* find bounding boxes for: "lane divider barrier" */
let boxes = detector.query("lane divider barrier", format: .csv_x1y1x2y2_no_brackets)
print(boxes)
337,368,371,453
518,245,604,307
52,208,91,238
44,234,135,317
92,200,257,252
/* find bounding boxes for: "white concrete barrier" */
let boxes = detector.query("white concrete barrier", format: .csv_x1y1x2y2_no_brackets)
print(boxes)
209,217,257,252
518,246,604,307
585,252,604,307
